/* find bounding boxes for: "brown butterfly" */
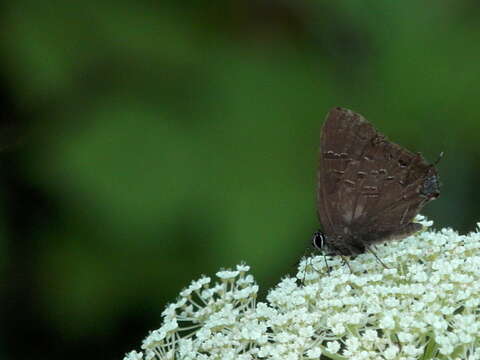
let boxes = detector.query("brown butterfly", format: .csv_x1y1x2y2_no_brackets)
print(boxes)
312,107,440,256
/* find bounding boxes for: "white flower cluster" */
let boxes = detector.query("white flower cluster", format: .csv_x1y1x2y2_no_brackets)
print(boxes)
124,219,480,360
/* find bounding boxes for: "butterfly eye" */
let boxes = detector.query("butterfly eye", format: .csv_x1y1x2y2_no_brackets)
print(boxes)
312,231,326,250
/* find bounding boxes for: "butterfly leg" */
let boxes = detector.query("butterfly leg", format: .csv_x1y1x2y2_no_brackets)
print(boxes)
323,253,331,275
367,247,389,268
341,256,353,273
298,249,313,285
301,257,309,284
393,333,403,353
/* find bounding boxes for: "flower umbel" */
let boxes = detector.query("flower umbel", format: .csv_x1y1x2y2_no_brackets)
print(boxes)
124,220,480,360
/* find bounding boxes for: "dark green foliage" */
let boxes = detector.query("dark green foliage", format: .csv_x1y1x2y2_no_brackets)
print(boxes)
1,1,480,359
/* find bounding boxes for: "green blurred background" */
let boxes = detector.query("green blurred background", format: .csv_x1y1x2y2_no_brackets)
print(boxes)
2,1,480,359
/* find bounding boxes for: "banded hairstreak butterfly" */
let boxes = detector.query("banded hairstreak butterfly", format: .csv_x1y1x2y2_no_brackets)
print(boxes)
312,107,440,256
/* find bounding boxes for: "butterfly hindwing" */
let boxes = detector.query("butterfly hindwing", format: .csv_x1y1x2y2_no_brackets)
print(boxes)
316,107,439,254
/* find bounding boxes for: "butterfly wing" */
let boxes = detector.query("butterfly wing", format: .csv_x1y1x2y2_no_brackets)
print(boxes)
317,107,377,236
317,107,439,251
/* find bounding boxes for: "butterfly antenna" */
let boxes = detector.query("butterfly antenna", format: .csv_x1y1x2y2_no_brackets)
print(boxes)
434,151,444,166
367,247,389,269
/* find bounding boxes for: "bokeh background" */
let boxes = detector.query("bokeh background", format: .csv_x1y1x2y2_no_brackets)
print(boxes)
2,1,480,359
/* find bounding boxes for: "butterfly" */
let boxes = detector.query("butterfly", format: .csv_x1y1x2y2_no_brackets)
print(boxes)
312,107,440,256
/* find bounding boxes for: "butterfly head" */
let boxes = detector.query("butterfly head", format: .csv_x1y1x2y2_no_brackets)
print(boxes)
312,230,356,256
312,230,327,251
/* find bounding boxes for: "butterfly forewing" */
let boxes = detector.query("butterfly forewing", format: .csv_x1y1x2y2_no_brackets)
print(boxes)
317,109,376,235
